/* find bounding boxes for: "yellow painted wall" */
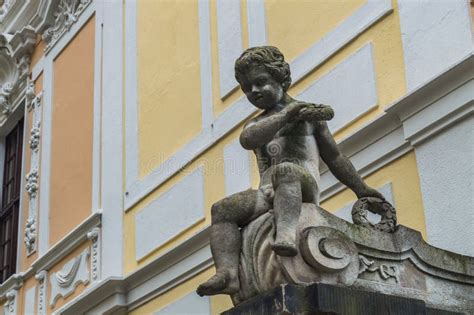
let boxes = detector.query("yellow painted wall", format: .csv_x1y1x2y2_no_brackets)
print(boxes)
126,1,426,312
265,0,365,61
128,0,410,268
20,73,42,272
49,17,95,246
138,0,202,178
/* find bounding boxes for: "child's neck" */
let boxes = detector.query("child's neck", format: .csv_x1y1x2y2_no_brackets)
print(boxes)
269,93,294,113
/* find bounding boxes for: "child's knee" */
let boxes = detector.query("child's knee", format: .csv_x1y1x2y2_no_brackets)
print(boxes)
211,199,234,223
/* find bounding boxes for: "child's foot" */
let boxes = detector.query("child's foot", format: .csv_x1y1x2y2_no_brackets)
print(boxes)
272,241,298,257
196,271,239,296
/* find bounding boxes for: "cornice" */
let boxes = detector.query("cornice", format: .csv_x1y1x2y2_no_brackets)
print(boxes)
0,211,102,302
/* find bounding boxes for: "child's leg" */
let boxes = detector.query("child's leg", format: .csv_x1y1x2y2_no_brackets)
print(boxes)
271,162,316,257
197,189,269,296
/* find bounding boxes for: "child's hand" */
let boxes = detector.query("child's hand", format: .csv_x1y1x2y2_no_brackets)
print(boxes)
284,101,309,119
296,104,334,121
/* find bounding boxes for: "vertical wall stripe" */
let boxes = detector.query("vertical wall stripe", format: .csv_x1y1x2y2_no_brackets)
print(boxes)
224,139,252,196
101,0,124,277
246,0,267,47
216,0,243,98
198,0,214,129
92,0,104,212
125,0,139,190
38,59,53,254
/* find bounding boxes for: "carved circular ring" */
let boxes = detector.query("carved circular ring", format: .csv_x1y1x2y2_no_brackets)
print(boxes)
300,226,357,272
351,197,397,233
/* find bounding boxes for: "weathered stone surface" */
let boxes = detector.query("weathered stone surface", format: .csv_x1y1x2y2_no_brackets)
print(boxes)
233,204,474,313
223,283,462,315
196,46,474,314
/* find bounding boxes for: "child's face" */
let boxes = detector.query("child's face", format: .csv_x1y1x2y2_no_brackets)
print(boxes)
238,65,284,110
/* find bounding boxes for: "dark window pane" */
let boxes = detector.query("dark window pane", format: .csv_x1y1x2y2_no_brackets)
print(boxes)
0,118,23,283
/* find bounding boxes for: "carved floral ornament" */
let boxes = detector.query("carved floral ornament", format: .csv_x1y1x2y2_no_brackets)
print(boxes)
43,0,92,53
0,26,35,118
0,0,14,23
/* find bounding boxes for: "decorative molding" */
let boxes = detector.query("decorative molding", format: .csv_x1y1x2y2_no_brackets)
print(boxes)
25,168,39,198
30,211,101,275
358,255,400,283
42,0,92,53
0,274,22,303
320,53,473,201
36,273,46,313
50,248,91,308
87,227,101,282
35,270,48,315
0,26,36,123
29,124,40,151
56,227,212,315
3,289,18,315
24,217,36,254
0,213,101,310
24,85,42,256
0,0,15,23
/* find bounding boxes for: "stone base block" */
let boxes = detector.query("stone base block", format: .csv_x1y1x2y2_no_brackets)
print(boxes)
223,283,461,315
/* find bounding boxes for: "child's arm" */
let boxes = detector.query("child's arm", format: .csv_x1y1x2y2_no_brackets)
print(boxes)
313,121,384,200
240,102,305,150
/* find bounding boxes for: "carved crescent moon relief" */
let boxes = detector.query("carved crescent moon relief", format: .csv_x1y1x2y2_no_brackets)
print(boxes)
278,226,359,286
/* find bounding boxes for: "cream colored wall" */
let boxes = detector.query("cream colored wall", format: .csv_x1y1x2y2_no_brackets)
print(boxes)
127,0,427,313
49,17,95,246
138,0,202,178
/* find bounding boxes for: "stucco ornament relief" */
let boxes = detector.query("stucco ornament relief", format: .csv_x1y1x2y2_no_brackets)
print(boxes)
35,270,48,315
0,27,36,119
0,0,13,22
43,0,92,53
87,227,101,282
358,255,400,283
24,86,42,255
24,217,36,253
50,248,90,307
4,289,18,315
25,168,39,198
29,124,41,152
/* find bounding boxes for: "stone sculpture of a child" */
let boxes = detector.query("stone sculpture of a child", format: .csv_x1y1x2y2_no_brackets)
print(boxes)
197,46,386,296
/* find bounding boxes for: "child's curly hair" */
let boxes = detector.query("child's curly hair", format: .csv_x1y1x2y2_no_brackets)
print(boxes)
235,46,292,92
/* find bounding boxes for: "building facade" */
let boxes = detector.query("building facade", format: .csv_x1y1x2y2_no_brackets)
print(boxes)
0,0,472,314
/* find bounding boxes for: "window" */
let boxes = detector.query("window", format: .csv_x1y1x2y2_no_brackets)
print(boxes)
0,118,23,283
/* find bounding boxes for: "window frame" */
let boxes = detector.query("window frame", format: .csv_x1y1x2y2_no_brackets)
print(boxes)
0,103,27,284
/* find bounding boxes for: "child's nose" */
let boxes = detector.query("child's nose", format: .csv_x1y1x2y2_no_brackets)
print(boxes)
251,85,260,93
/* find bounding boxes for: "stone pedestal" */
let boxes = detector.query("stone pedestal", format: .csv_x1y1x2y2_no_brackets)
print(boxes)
223,283,462,315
